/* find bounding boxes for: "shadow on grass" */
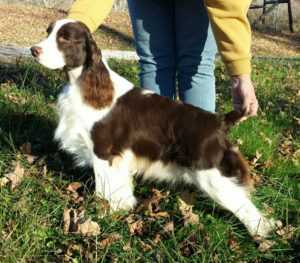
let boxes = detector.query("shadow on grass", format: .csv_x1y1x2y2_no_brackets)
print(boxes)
0,107,95,191
0,63,65,101
98,24,134,49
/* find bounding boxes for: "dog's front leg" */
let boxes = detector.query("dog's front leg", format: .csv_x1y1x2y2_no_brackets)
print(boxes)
92,155,137,211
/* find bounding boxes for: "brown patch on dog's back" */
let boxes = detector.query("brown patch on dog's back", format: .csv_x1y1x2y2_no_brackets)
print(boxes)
91,88,249,185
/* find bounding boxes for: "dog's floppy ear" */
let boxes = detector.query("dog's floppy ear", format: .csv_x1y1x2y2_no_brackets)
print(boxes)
84,27,101,67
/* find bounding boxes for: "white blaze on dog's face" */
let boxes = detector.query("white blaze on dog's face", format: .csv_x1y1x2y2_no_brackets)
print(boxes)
31,19,99,70
31,19,74,69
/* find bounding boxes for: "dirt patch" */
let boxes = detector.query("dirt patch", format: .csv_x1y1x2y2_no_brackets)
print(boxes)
0,3,299,56
0,4,133,50
252,30,300,57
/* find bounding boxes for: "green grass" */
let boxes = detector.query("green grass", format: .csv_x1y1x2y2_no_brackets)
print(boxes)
0,59,300,262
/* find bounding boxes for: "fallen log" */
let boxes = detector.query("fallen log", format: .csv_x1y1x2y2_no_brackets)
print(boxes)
0,45,138,65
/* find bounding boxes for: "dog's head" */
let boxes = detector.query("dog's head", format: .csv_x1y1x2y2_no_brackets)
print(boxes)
31,19,100,70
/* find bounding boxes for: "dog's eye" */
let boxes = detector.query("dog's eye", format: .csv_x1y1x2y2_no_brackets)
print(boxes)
58,37,71,44
57,36,83,45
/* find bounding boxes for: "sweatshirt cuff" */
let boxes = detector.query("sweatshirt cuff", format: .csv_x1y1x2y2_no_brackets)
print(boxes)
68,13,98,32
225,58,251,76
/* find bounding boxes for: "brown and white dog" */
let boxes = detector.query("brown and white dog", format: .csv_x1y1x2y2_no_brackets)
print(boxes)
31,19,275,237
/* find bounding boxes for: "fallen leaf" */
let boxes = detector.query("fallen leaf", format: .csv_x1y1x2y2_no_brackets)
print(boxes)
257,240,275,252
140,240,152,252
163,221,174,233
63,208,71,234
178,192,200,226
228,235,241,253
63,208,82,234
0,177,9,187
262,203,274,215
180,233,198,257
66,182,84,204
251,150,262,167
136,188,169,218
122,242,131,252
5,161,25,190
279,134,293,157
153,233,161,244
126,215,145,236
24,154,38,164
66,182,82,192
63,207,100,236
251,171,263,186
276,224,295,240
99,233,121,249
149,211,169,218
78,218,100,236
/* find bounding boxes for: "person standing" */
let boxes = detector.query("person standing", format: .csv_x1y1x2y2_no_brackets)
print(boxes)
68,0,258,115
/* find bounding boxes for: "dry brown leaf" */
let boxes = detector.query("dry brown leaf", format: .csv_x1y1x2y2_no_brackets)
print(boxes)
66,182,84,204
276,224,295,240
63,208,71,234
63,208,82,234
5,161,25,190
228,235,241,253
258,240,275,252
127,217,144,236
251,172,263,186
24,154,38,164
262,203,274,215
178,192,200,226
251,150,262,167
153,233,161,244
163,221,174,233
122,242,131,252
66,182,82,192
180,233,198,257
77,218,100,236
263,159,273,169
149,211,169,218
99,233,121,249
279,134,293,156
0,177,10,187
140,240,152,252
63,207,100,236
136,188,169,212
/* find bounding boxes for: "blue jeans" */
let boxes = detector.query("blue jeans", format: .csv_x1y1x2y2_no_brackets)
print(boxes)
127,0,217,112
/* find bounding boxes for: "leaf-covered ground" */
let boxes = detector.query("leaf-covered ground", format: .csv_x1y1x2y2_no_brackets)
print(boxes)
0,59,299,262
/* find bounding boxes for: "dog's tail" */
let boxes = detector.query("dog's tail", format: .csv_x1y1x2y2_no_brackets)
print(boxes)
223,110,246,131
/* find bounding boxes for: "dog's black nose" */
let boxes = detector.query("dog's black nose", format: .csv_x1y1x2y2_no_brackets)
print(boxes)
30,46,42,57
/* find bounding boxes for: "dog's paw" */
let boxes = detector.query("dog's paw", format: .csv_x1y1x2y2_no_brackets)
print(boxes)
252,217,277,238
109,195,137,212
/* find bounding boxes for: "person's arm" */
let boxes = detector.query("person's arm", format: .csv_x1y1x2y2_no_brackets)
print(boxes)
204,0,258,117
68,0,114,33
204,0,251,76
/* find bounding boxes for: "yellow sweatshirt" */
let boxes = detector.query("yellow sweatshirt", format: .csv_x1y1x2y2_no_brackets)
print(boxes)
69,0,252,76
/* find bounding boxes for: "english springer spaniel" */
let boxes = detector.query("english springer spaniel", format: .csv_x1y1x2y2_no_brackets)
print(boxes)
31,19,275,237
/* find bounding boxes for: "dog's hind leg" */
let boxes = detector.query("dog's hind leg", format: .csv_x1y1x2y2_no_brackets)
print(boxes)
193,168,275,237
93,154,137,211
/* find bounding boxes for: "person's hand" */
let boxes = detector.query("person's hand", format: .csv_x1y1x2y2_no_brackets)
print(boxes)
231,74,259,119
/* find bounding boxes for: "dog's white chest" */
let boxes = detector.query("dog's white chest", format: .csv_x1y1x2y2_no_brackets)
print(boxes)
54,84,108,167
